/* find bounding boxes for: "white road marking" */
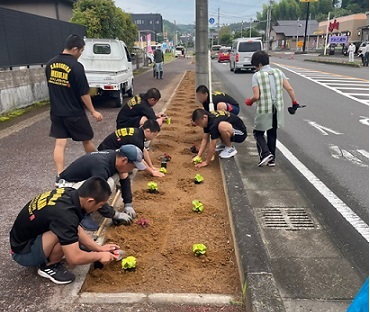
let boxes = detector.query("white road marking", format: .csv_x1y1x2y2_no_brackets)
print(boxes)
357,150,369,159
277,141,369,242
305,120,343,135
329,144,368,167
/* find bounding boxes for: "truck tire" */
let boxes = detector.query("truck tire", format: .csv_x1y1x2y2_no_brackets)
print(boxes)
127,81,134,97
115,89,124,108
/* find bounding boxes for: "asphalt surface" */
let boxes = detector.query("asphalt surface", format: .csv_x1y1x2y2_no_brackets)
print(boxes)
0,55,367,312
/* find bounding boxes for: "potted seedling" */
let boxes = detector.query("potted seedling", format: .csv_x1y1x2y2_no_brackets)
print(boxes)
192,156,202,165
147,181,158,193
121,256,137,271
194,174,204,184
192,200,204,213
192,244,207,256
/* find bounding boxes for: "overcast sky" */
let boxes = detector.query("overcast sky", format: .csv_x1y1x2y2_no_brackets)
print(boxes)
115,0,268,25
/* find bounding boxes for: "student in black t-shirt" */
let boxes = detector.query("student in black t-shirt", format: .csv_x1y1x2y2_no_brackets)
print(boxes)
116,88,168,129
196,85,240,115
10,177,120,285
45,34,103,178
57,145,146,230
191,108,247,167
98,119,164,177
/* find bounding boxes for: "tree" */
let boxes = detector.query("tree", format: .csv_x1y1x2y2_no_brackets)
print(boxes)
71,0,137,49
218,26,232,45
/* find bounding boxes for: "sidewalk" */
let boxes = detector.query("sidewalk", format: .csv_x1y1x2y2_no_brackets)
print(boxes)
0,57,365,312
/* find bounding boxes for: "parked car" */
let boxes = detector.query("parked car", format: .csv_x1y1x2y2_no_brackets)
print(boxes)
210,44,221,59
79,38,134,107
229,38,263,73
174,46,185,57
218,47,231,62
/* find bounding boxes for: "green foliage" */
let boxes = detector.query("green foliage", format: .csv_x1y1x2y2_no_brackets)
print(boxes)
194,174,204,184
147,182,158,192
192,244,207,256
192,200,204,213
71,0,137,49
0,100,49,123
121,256,137,270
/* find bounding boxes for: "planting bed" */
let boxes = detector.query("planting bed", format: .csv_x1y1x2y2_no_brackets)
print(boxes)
82,71,241,297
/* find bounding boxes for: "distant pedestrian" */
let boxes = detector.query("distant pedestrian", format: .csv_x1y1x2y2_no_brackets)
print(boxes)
245,50,299,167
154,46,164,79
116,88,168,129
196,85,240,115
348,43,356,62
45,34,103,178
364,43,369,67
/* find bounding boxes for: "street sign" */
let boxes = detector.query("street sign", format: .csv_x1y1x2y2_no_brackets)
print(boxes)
329,36,348,44
209,17,215,24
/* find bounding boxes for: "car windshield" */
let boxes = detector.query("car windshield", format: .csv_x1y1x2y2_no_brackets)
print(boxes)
212,46,221,51
220,48,230,53
239,42,261,52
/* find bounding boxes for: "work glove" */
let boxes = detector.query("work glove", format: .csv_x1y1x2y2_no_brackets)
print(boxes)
123,203,136,219
245,98,253,106
287,101,302,115
112,211,133,226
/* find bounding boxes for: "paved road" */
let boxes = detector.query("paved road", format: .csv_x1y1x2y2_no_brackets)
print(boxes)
211,57,369,272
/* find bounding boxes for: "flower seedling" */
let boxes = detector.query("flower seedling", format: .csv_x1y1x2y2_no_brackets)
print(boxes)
192,200,204,213
147,181,158,193
192,244,207,256
121,256,137,271
192,156,202,165
136,218,150,227
159,167,167,174
194,174,204,184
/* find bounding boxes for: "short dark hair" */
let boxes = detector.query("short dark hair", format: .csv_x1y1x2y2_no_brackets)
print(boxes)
251,50,269,67
196,85,209,94
192,108,208,121
142,119,161,132
145,88,161,100
78,177,111,203
65,34,85,50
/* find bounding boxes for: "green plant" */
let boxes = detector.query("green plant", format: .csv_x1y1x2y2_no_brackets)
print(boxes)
192,243,207,256
159,167,167,174
192,156,202,164
147,181,158,193
194,174,204,184
192,200,204,213
121,256,137,270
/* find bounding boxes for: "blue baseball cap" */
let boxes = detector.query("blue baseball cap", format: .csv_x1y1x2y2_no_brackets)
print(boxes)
117,145,146,170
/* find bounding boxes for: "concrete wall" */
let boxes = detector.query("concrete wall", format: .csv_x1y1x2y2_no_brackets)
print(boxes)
0,68,48,114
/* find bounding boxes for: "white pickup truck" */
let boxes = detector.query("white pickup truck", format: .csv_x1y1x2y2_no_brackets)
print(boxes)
79,38,134,107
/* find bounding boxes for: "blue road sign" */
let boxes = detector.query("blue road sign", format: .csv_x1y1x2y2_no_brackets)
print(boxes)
209,18,215,24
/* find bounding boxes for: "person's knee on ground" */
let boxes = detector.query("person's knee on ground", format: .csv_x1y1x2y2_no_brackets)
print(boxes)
82,140,97,153
54,138,68,175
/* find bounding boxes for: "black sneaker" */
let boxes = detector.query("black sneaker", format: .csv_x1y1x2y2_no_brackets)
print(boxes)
38,262,75,285
258,154,274,167
267,160,275,167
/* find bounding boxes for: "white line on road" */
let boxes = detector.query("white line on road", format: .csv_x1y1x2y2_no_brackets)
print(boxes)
329,144,368,167
277,140,369,242
357,150,369,159
305,120,343,135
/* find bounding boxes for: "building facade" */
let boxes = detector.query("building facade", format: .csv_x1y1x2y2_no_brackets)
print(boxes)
131,13,163,42
0,0,76,21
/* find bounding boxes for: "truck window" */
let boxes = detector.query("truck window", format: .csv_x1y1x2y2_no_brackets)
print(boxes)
238,42,261,52
124,46,132,62
93,44,111,54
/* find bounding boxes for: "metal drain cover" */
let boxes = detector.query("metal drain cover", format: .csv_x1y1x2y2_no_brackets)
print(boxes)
259,208,318,230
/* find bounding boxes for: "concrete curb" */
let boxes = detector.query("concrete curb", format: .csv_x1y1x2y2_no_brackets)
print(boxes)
304,59,362,67
220,157,285,312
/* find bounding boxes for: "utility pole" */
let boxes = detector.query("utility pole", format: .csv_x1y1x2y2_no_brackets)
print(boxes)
195,0,209,88
241,20,243,37
249,18,253,37
302,2,310,53
323,12,330,56
174,20,177,47
217,7,220,45
265,0,272,50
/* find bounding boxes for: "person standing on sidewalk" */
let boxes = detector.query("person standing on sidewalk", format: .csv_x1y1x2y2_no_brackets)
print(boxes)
153,46,164,79
196,85,240,115
245,50,299,167
348,43,356,62
10,177,119,285
45,34,103,178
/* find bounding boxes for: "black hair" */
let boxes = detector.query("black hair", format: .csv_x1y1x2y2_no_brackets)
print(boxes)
251,50,270,67
77,177,111,203
192,108,208,121
196,85,209,94
145,88,161,100
65,34,85,50
142,119,161,132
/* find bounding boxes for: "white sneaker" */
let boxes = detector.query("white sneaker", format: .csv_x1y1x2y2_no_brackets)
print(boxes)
215,143,226,152
219,146,237,159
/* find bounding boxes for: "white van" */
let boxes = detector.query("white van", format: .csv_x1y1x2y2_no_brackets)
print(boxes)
79,38,134,107
229,38,263,73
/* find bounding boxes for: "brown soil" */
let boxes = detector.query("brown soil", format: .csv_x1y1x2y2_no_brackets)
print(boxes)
82,71,241,297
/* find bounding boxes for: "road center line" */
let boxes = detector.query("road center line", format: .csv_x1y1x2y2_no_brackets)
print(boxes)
277,140,369,242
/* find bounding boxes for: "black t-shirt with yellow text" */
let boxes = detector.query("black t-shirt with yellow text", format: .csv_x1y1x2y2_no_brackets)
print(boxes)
45,53,90,117
98,128,145,151
10,188,84,254
202,91,240,112
204,110,246,140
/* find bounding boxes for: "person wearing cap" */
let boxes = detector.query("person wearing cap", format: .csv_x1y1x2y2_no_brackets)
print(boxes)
57,144,146,230
116,88,168,129
10,177,120,285
98,119,164,177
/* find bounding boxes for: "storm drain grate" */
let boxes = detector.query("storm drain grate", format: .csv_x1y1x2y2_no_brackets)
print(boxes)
259,208,317,230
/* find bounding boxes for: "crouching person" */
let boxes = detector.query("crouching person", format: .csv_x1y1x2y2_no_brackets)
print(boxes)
9,177,120,285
